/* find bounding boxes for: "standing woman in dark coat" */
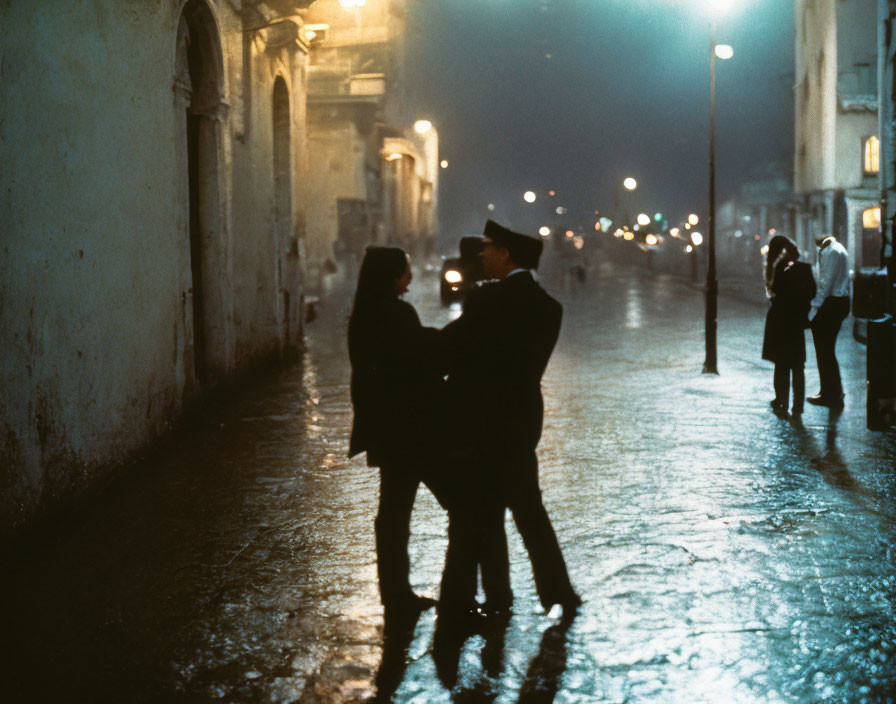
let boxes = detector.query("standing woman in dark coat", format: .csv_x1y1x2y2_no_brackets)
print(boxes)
348,246,441,620
762,235,816,417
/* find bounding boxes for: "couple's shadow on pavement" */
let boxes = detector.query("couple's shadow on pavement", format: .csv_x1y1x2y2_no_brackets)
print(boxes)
790,407,862,493
368,610,572,703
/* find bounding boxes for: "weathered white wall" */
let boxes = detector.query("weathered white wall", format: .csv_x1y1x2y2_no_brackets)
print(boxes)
0,0,309,540
306,118,367,285
795,0,839,194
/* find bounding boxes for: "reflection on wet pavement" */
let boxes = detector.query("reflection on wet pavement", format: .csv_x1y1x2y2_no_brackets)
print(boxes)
2,261,894,702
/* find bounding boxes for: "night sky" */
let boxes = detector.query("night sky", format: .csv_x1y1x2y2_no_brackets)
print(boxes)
404,0,795,243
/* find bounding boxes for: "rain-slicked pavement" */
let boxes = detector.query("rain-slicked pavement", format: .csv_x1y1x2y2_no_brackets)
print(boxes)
3,254,895,703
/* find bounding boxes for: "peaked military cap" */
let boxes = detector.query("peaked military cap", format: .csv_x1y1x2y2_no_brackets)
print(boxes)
482,219,543,270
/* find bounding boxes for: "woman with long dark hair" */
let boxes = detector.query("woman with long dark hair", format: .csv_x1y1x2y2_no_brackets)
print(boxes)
762,235,816,418
348,246,442,621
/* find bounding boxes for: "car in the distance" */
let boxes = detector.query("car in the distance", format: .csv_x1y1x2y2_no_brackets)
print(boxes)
440,236,486,305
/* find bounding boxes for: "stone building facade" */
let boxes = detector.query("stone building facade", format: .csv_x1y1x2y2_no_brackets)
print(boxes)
1,0,407,540
794,0,880,269
303,0,439,288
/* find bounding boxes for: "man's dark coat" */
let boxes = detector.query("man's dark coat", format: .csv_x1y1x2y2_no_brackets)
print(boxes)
441,271,562,454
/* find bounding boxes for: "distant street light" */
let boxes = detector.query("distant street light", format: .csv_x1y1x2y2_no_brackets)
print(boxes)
440,159,448,168
523,191,537,203
688,213,700,225
623,177,638,191
539,226,551,237
691,231,704,246
413,119,432,134
637,213,651,226
703,13,733,375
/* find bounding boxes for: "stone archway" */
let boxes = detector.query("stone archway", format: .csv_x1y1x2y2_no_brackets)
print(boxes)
174,0,228,389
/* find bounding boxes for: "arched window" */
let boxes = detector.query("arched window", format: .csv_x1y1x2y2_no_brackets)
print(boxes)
864,135,880,175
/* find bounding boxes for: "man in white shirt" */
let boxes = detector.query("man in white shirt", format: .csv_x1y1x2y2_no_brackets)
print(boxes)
808,236,850,408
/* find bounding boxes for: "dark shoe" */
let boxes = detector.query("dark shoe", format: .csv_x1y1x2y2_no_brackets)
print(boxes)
770,399,789,417
807,393,845,408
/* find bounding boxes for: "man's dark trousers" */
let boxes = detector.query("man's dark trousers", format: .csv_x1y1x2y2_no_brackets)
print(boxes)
479,450,577,610
811,296,850,400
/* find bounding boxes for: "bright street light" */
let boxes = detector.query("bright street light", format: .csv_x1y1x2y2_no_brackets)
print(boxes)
523,191,536,203
623,177,638,191
637,213,651,226
691,231,704,246
413,120,432,134
440,159,448,168
539,226,551,237
714,44,734,60
688,213,699,225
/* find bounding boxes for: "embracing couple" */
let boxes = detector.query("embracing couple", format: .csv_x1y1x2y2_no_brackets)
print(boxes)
348,219,581,637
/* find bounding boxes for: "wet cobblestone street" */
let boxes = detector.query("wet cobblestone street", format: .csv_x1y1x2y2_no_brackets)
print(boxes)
3,260,895,703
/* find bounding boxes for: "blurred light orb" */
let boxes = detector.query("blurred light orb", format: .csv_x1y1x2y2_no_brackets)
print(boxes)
444,269,462,284
714,44,734,60
555,206,567,215
706,0,733,16
549,190,556,197
414,119,432,134
645,234,658,246
539,226,551,237
637,213,651,226
760,244,770,256
623,231,635,241
686,244,694,253
670,227,680,237
440,159,449,168
565,230,574,239
594,222,602,231
339,0,365,8
691,231,704,246
688,213,699,225
573,236,584,250
487,203,495,211
524,191,536,203
623,177,638,191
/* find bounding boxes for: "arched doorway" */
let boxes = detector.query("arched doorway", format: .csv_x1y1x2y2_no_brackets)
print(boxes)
174,0,226,388
272,76,293,350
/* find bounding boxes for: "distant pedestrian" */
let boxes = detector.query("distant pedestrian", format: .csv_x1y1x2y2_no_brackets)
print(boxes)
762,235,816,418
347,246,440,624
807,235,850,409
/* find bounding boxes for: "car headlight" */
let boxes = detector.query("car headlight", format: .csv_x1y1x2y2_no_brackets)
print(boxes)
444,269,463,284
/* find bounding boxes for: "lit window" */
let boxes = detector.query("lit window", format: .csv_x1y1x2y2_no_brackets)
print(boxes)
863,206,881,229
864,136,880,174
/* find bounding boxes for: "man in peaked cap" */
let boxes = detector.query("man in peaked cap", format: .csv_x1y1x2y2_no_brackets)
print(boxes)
435,219,580,625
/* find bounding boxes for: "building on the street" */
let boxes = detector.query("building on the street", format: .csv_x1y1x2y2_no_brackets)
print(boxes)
716,160,795,275
794,0,880,271
876,1,896,312
0,0,438,541
303,0,438,289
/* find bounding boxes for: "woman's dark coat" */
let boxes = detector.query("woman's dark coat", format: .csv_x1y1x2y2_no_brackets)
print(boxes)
348,298,443,467
762,260,816,366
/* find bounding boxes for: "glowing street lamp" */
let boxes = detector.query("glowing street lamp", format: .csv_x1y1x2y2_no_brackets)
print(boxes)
703,9,734,375
413,119,432,134
523,191,537,203
691,231,704,246
688,213,700,225
440,159,449,169
623,177,638,191
539,226,551,237
637,213,651,226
